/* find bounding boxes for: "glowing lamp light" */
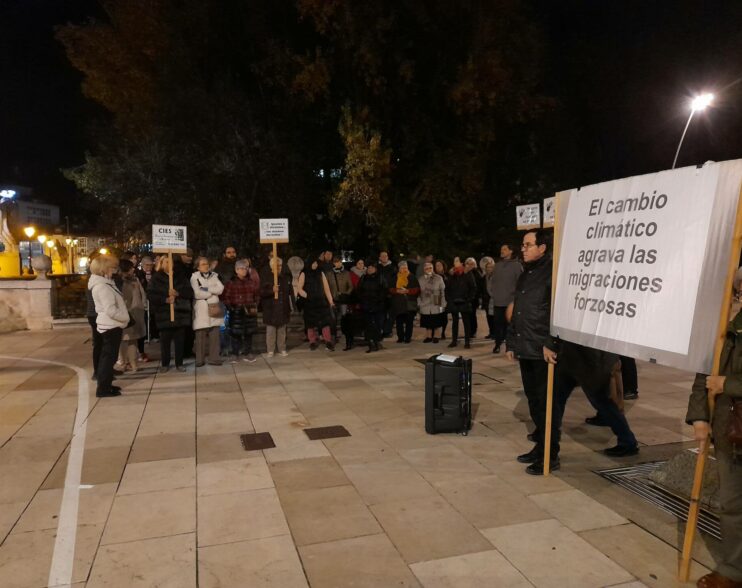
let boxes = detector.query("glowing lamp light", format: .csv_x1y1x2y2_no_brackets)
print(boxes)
691,93,714,112
78,257,88,268
37,235,47,244
72,239,78,246
23,226,36,238
99,248,108,255
65,238,72,245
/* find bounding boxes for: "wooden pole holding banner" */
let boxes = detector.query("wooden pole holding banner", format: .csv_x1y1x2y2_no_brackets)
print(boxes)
679,185,742,581
168,249,175,322
272,242,279,300
543,194,561,476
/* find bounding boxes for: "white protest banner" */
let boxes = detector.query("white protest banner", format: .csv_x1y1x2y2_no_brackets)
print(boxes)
552,160,742,373
543,196,556,228
152,224,188,254
516,204,540,230
259,218,289,244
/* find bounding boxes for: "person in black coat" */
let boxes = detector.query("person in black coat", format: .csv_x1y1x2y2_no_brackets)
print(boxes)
147,255,194,372
357,261,386,352
505,230,557,474
446,257,477,349
377,251,397,338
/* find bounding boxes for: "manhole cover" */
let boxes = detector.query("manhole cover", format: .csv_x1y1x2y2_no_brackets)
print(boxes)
240,432,276,451
303,425,351,440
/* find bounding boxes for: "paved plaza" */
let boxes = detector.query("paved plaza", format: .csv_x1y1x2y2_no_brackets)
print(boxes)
0,324,720,587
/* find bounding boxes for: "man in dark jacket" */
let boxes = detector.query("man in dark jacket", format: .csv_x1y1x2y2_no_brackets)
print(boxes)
687,310,742,588
490,244,522,353
506,229,558,474
358,261,386,352
378,251,396,338
215,246,238,284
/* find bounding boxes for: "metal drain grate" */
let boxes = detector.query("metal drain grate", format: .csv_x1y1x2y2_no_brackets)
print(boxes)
596,461,721,540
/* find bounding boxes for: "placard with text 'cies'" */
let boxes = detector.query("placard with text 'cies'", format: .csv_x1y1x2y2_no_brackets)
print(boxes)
152,224,188,253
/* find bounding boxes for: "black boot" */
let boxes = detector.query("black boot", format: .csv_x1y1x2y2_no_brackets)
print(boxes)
517,446,542,464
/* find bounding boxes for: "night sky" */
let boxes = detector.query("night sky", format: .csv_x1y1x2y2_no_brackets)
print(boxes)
3,0,742,221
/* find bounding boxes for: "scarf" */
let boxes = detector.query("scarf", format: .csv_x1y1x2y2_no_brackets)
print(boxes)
453,266,465,275
396,272,409,289
350,266,366,278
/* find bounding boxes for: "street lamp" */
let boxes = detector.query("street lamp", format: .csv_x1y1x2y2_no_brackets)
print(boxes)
672,93,714,169
38,234,47,245
23,227,35,274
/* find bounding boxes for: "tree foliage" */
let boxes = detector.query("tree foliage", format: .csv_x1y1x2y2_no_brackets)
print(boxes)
59,0,556,256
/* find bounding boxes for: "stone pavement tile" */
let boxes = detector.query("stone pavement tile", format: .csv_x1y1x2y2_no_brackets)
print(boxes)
409,549,534,587
196,410,254,435
398,445,489,474
137,410,195,436
196,392,247,415
42,445,130,490
101,486,196,545
345,398,409,425
14,365,75,390
199,534,308,588
482,519,635,588
0,524,103,588
118,457,195,495
197,487,289,547
13,412,74,439
279,484,381,547
369,416,450,451
83,418,140,449
262,430,332,464
88,532,196,588
0,435,69,466
128,432,196,464
0,501,24,541
198,457,273,496
433,474,551,530
627,419,692,445
196,432,251,464
269,456,350,492
299,533,420,588
370,496,493,564
529,488,628,532
0,461,55,502
15,483,117,532
342,463,439,506
321,427,401,466
487,459,572,495
580,523,709,587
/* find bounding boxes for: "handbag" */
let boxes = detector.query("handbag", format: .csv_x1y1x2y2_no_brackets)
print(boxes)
208,302,223,318
126,312,136,329
244,303,258,317
728,399,742,446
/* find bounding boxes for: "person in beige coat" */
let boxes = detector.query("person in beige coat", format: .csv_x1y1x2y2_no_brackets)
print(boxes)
118,259,147,372
418,261,447,343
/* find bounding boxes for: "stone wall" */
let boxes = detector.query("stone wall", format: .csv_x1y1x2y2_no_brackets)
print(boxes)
0,279,53,332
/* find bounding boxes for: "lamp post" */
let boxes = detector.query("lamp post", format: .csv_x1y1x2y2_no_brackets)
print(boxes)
23,226,35,274
672,93,714,170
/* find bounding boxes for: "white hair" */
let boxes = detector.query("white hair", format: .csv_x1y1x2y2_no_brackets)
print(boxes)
397,261,408,269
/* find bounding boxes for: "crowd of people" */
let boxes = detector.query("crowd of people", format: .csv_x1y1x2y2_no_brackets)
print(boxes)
81,236,740,587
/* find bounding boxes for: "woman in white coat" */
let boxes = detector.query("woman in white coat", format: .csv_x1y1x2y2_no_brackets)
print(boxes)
191,257,225,366
88,255,129,398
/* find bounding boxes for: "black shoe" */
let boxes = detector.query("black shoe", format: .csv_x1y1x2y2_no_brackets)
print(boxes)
604,444,640,457
464,341,471,349
623,390,639,400
366,346,374,353
396,338,404,343
326,342,335,351
96,389,122,398
585,415,610,427
423,338,433,343
440,334,447,340
111,385,122,393
526,459,560,475
91,373,98,381
527,432,536,442
343,344,353,351
432,338,439,343
493,345,501,354
113,369,124,376
309,342,319,350
448,341,458,348
484,334,494,340
517,447,541,464
404,339,411,344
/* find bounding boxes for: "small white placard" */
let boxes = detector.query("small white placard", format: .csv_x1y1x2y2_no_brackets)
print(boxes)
543,196,556,228
516,204,541,230
259,218,290,243
152,224,187,253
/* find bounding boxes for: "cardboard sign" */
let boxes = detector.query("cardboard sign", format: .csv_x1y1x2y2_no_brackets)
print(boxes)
516,204,540,230
552,160,742,373
152,224,188,253
259,218,290,243
543,197,556,228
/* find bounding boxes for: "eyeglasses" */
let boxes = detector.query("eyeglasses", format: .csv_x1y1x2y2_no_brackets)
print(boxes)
521,243,539,250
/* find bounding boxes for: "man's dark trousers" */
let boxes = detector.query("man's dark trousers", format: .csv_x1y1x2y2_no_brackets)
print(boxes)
519,358,561,459
556,369,637,447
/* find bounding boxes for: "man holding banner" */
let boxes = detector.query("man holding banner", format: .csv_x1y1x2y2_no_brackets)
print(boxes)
506,229,560,474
